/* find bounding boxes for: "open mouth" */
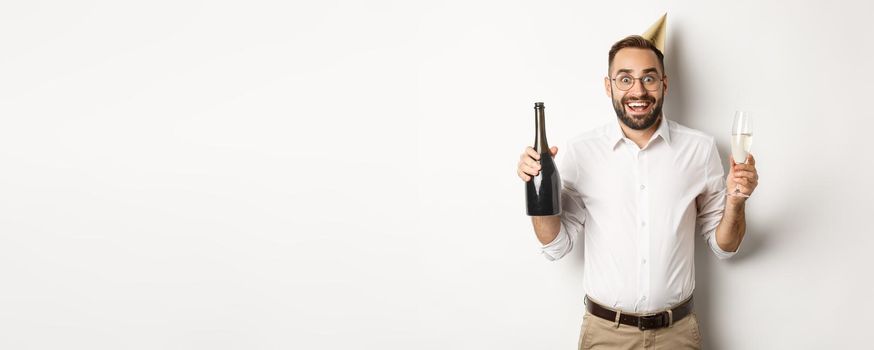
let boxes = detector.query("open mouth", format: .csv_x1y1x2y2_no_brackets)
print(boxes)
625,100,653,115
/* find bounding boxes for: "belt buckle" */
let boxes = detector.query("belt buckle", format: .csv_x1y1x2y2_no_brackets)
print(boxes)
638,313,663,331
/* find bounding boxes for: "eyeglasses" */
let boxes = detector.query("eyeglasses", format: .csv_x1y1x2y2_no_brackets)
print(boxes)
610,73,664,91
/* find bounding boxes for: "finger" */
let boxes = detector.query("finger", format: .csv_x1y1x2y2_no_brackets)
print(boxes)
733,177,751,186
525,147,540,160
733,168,757,181
521,157,542,169
550,146,559,157
518,159,537,172
520,153,539,166
729,155,736,167
525,164,541,175
733,170,757,179
732,164,757,173
521,163,540,176
746,153,755,166
735,176,759,189
730,177,753,186
520,147,537,161
517,169,532,182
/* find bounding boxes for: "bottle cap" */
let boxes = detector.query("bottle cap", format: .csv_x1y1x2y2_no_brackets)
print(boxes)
534,102,544,108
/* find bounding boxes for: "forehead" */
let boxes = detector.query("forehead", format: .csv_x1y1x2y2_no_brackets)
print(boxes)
611,48,661,75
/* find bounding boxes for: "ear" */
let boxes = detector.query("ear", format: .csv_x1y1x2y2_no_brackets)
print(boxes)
662,75,669,96
604,77,612,98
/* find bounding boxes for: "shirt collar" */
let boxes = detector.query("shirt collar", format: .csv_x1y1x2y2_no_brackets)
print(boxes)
607,115,672,150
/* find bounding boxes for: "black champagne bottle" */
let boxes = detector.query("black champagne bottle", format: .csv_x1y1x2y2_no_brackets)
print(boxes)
526,102,561,216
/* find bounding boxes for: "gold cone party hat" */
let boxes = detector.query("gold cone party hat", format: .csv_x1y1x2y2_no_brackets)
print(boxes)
641,13,667,52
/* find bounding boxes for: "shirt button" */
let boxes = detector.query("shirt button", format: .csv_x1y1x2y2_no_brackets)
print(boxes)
640,184,646,190
641,221,646,227
642,258,647,265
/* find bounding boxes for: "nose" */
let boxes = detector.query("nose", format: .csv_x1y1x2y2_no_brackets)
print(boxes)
628,78,647,96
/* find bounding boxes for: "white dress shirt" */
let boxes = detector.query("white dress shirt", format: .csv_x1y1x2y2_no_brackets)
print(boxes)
541,117,736,314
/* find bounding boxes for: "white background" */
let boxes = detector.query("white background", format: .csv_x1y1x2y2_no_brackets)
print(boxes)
1,1,872,349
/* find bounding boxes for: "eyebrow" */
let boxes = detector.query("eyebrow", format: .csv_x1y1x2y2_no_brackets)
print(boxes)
616,67,661,75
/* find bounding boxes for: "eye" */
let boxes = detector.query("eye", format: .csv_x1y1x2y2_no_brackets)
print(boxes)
642,75,657,84
619,76,632,84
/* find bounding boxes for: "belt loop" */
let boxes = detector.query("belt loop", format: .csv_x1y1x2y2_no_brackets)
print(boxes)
614,310,621,328
667,309,673,328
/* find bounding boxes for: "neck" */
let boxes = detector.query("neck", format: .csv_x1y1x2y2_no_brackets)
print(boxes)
619,115,662,149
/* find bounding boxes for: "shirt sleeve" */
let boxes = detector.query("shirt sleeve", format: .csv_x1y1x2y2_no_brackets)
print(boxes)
541,144,587,261
696,138,737,259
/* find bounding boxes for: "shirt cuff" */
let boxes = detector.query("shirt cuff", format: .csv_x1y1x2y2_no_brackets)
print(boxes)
708,234,739,260
540,222,572,261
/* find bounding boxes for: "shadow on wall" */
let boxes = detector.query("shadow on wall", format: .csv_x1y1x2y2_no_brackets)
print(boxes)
664,23,723,350
665,22,789,349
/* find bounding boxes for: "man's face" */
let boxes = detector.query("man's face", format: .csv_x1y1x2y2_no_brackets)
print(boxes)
604,48,668,130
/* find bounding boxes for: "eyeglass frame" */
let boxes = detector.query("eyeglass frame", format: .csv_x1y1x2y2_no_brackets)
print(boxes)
608,73,666,91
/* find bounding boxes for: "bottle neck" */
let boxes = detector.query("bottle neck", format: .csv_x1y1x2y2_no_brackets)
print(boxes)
534,106,549,153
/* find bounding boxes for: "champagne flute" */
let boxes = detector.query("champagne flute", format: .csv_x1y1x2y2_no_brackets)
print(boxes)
729,111,753,197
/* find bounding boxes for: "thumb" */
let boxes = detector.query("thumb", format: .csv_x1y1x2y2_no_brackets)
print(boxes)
550,146,558,157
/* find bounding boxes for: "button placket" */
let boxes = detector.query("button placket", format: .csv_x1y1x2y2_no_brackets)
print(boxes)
638,151,651,311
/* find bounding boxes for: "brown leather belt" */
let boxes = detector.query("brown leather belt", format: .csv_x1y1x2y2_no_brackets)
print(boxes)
585,296,694,331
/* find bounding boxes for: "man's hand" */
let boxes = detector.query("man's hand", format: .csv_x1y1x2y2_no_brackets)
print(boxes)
518,146,562,245
517,146,558,182
727,153,759,203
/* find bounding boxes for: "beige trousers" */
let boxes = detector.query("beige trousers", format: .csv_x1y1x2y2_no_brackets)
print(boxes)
578,311,702,350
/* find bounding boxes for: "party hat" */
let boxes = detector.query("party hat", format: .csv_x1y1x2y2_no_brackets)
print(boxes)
641,13,667,52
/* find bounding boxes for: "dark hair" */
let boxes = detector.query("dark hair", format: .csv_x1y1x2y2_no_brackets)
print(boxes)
608,35,665,74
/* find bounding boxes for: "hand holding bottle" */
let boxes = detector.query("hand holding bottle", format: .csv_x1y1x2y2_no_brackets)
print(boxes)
517,146,558,182
522,102,561,216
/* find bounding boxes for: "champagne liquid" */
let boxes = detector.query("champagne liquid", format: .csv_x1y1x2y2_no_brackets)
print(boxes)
731,133,753,163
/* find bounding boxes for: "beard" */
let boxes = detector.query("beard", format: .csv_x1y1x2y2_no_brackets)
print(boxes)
611,93,664,131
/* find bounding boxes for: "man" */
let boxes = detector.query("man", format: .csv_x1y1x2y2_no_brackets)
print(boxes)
515,35,759,349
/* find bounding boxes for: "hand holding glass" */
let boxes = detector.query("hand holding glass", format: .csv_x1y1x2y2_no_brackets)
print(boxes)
729,111,753,197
